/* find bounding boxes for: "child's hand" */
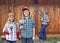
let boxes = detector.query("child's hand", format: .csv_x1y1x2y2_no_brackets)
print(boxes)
9,31,13,34
20,25,23,29
32,36,35,41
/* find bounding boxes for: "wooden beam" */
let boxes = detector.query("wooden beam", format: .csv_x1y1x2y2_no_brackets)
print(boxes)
34,0,39,36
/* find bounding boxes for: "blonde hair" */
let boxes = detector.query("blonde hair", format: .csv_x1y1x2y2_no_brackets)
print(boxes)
7,12,15,22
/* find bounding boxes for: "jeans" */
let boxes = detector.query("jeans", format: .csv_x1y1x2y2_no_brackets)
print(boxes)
6,40,16,43
22,37,33,43
40,24,47,40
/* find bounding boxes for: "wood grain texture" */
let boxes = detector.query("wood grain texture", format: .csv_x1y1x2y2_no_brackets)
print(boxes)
0,0,60,36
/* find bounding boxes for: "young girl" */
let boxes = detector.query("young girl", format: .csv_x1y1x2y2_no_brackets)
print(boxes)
40,9,49,41
3,12,18,43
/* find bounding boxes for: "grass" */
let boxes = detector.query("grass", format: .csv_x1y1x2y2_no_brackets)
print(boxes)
47,37,60,41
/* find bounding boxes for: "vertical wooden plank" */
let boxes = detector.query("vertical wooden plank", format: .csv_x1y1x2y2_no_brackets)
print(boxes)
0,0,1,33
34,0,39,36
0,0,8,32
58,8,60,33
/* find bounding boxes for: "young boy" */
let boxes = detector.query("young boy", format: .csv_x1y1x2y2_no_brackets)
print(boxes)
3,12,17,43
19,7,35,43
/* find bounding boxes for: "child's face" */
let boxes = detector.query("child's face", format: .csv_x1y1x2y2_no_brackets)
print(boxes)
23,10,30,17
8,13,14,22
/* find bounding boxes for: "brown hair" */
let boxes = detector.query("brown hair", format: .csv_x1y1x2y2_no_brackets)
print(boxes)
22,8,30,17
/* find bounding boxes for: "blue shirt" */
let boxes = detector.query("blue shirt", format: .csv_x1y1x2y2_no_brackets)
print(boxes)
20,17,35,38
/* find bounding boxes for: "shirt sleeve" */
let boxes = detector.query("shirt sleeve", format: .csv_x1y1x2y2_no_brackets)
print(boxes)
45,15,49,22
16,23,20,32
19,18,24,26
47,15,49,20
32,19,35,28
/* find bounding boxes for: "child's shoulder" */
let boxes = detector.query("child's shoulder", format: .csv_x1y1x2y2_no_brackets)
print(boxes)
4,22,9,27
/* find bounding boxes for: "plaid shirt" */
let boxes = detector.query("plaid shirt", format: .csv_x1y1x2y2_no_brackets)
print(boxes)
41,14,49,25
20,17,35,38
3,22,17,41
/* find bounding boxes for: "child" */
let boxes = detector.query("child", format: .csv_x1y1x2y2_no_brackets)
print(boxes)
40,9,49,41
19,7,35,43
3,12,18,43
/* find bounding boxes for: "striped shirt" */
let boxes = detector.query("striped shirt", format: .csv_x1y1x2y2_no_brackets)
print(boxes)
3,22,17,41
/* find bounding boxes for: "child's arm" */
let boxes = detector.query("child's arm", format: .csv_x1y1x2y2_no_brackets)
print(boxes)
19,19,24,30
41,18,44,21
16,23,19,32
32,19,35,41
44,16,49,23
33,27,35,41
3,23,9,35
16,23,22,39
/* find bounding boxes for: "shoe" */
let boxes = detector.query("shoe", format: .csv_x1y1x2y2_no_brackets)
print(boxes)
40,39,46,42
40,39,44,42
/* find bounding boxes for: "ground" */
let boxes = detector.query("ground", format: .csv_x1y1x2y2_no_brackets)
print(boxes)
2,39,58,43
1,36,60,43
